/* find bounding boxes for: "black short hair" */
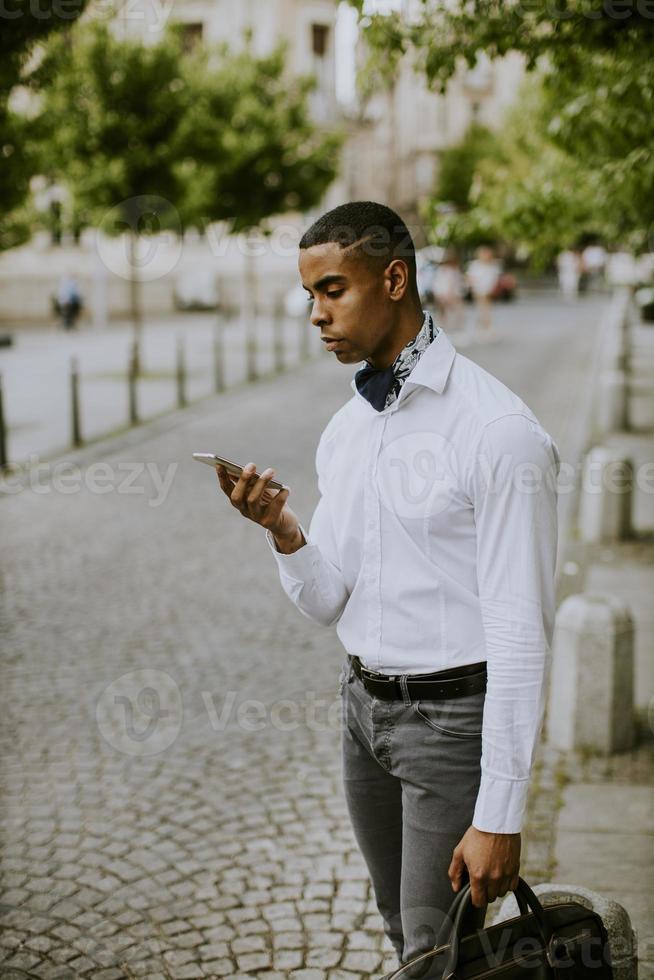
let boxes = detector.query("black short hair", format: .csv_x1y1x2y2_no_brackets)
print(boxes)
299,201,417,288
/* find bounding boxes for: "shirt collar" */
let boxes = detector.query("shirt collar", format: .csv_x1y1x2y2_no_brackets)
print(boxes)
350,319,456,403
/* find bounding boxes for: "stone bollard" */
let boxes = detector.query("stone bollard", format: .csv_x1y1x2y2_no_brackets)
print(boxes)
547,593,635,754
556,559,585,606
595,370,628,434
494,884,638,980
601,286,632,374
579,447,633,543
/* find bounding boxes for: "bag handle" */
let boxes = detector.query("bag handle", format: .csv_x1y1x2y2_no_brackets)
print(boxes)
441,877,559,980
433,881,529,953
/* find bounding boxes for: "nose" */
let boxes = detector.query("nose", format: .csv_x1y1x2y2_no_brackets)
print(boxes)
310,296,330,329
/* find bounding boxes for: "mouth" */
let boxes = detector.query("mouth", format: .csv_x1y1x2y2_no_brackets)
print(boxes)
321,336,345,352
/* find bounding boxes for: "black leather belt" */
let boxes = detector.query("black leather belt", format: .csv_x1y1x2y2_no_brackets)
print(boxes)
349,655,487,701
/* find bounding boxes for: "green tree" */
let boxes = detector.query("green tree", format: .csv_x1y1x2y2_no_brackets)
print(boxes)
423,80,600,268
1,1,89,250
33,24,342,365
433,122,499,211
176,38,342,314
173,36,342,367
347,0,653,90
33,21,195,369
177,39,341,233
470,85,599,269
348,0,654,254
540,47,654,247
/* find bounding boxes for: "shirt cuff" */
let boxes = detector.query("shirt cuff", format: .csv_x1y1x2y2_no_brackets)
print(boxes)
264,525,317,577
472,772,530,834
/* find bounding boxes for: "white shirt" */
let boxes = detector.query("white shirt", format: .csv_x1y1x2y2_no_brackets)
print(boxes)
265,324,560,834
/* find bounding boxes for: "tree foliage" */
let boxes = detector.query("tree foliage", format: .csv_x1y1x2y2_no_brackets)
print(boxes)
175,39,343,234
347,0,654,90
32,21,190,234
433,122,499,210
0,0,90,250
349,0,654,257
424,80,602,268
30,21,342,236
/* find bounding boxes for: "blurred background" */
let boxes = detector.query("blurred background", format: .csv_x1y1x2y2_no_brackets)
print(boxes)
2,0,654,463
1,2,652,979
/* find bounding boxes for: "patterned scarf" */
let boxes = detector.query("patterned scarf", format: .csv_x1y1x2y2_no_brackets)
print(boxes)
354,310,439,412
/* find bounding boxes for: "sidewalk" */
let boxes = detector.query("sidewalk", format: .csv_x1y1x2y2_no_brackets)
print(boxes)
497,314,654,980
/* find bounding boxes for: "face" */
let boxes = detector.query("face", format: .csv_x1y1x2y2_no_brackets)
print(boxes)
298,242,411,367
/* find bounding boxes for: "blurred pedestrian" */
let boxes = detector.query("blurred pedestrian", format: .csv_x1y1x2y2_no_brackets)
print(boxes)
433,250,465,332
466,246,500,340
581,242,606,290
556,249,582,300
57,271,83,330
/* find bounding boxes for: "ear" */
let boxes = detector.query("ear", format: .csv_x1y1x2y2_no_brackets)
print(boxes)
384,258,410,301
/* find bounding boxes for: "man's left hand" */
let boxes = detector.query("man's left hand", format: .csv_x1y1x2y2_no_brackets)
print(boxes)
448,826,521,908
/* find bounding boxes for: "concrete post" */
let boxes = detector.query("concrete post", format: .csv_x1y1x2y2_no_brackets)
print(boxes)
273,298,285,375
128,341,139,426
495,884,637,980
579,447,632,543
70,356,82,448
547,593,635,754
0,372,7,470
596,370,628,434
176,335,187,408
213,324,225,393
601,286,632,374
555,559,585,606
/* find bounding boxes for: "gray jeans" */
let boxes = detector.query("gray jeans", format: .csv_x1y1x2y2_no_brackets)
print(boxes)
339,657,488,976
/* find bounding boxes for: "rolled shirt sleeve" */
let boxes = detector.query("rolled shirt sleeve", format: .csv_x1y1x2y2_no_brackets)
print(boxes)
265,424,350,628
467,413,560,834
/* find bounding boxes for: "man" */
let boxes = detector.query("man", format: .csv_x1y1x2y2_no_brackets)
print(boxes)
215,202,560,978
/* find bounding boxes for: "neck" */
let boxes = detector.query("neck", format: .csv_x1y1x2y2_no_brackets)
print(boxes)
367,304,425,369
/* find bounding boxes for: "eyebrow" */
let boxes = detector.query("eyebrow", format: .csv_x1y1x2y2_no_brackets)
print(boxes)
303,274,348,293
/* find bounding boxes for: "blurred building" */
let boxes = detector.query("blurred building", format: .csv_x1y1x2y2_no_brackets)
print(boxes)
110,0,339,124
343,26,525,222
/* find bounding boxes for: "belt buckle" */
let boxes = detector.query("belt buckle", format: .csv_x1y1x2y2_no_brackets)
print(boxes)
361,667,396,684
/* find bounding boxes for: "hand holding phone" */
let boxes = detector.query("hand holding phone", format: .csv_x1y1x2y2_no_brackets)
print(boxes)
208,456,305,554
193,453,286,490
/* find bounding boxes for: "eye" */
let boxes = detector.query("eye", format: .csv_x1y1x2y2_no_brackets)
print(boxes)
327,289,344,299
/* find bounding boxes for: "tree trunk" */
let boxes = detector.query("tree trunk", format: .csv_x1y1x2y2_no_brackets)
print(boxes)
241,236,259,381
128,230,142,375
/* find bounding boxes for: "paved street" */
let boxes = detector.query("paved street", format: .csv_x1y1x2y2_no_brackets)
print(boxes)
0,293,608,979
0,312,322,467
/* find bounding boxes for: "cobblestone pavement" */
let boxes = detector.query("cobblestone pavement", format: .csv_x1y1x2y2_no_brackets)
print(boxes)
1,294,607,979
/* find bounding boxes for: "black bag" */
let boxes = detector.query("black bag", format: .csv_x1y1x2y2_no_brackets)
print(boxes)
387,876,614,980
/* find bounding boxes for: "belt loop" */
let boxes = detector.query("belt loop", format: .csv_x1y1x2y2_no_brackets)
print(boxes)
398,674,412,706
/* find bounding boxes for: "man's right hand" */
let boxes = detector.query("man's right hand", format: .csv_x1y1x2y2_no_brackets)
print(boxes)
215,462,305,554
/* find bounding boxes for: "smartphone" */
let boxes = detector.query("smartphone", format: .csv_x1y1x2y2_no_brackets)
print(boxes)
192,453,286,491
